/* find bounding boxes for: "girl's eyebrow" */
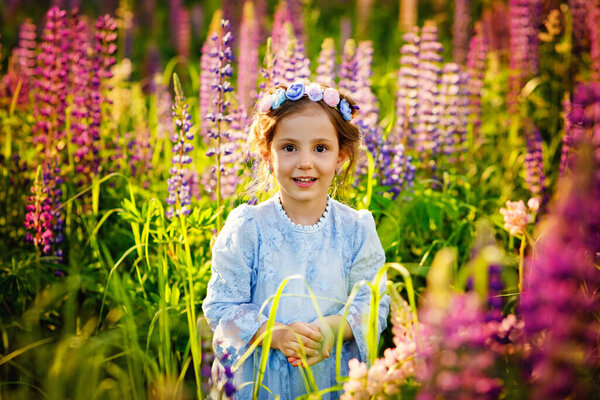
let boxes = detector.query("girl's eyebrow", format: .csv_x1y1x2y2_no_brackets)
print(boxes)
274,137,335,143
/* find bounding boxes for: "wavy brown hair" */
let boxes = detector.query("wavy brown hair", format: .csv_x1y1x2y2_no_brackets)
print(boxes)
246,83,362,199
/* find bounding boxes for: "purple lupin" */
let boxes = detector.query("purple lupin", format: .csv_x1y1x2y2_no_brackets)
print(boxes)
417,21,443,168
466,22,487,142
508,0,541,114
520,141,600,399
588,3,600,83
339,39,358,95
523,121,546,199
394,27,420,145
166,74,194,219
315,37,336,87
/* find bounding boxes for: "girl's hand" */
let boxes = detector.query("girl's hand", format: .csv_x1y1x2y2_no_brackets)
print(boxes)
288,320,334,367
273,321,323,360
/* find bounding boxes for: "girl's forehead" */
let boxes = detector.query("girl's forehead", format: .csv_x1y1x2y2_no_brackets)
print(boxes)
273,108,337,140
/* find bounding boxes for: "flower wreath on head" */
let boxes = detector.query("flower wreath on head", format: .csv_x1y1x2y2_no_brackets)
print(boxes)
257,82,359,121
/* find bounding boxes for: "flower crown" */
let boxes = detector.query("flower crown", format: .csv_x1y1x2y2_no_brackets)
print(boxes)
257,82,358,121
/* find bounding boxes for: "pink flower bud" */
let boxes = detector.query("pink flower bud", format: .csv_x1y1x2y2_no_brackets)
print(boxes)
323,87,340,107
258,94,273,113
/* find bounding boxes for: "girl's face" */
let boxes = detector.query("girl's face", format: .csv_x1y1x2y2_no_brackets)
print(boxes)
266,106,346,216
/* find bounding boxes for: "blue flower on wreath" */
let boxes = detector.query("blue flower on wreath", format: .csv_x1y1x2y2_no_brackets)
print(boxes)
286,82,305,101
272,88,287,110
338,99,353,121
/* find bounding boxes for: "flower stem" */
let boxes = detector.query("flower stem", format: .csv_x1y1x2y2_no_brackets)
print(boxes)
518,234,526,292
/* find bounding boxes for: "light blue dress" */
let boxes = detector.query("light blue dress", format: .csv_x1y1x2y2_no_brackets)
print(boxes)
202,193,389,399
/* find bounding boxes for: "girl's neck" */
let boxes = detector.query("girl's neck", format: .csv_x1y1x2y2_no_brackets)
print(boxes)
278,193,328,226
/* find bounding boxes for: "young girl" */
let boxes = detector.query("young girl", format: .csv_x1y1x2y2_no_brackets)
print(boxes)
202,82,389,399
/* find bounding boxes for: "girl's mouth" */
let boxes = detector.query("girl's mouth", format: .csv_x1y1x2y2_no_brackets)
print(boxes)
293,177,317,187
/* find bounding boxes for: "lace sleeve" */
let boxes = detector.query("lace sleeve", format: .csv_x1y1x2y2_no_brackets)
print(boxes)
338,210,389,362
201,205,267,367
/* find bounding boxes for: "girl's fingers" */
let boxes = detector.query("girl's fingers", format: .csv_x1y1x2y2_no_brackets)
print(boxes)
293,323,323,342
295,335,320,350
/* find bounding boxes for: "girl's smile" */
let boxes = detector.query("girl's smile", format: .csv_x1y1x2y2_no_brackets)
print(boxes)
266,105,346,225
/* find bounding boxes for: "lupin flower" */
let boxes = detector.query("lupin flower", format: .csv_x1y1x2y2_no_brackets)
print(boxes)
394,27,420,144
466,22,487,141
25,167,54,255
452,0,471,65
316,38,336,87
166,74,194,219
416,21,443,163
86,14,117,178
377,142,415,199
339,39,358,95
520,143,600,399
569,0,589,52
33,6,69,156
203,20,243,212
237,0,260,113
588,4,600,83
499,199,537,236
341,295,418,399
416,293,503,400
561,82,600,175
508,0,541,113
69,11,94,184
208,351,237,399
440,63,470,162
14,19,37,76
524,122,546,198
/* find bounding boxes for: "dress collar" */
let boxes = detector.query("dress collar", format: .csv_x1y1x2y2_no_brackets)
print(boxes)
272,192,331,232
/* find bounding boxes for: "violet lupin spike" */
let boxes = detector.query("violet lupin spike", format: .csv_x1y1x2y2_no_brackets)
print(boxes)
166,74,194,219
315,37,336,87
339,39,358,95
466,22,487,142
203,20,235,212
524,121,546,198
394,26,420,145
417,21,443,165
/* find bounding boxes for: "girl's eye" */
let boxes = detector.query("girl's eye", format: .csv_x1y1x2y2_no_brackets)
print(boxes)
315,145,327,153
282,145,295,152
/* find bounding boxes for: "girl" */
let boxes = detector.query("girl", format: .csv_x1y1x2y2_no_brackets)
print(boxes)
202,82,389,399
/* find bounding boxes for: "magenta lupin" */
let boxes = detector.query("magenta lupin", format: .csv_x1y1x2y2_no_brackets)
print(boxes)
520,142,600,399
237,0,260,113
452,0,471,65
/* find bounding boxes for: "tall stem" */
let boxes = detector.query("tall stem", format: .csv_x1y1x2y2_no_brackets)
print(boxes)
518,234,526,292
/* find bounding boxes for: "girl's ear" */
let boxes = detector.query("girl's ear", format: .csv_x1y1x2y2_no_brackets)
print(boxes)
336,149,348,169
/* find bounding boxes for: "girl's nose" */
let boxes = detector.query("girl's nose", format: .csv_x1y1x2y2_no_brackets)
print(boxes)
297,151,313,169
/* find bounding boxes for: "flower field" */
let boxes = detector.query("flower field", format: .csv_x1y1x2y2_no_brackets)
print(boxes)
1,0,599,399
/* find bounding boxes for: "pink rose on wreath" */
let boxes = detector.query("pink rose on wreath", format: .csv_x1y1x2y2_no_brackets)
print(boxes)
323,87,340,107
258,94,273,114
306,83,324,102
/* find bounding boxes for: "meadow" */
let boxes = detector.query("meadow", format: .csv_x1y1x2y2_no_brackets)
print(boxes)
0,0,599,399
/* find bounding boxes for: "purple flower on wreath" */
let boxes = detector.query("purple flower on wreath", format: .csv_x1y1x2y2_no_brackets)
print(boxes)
306,82,323,102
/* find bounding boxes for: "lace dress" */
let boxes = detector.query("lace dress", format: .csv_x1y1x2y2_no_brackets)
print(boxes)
202,193,389,399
